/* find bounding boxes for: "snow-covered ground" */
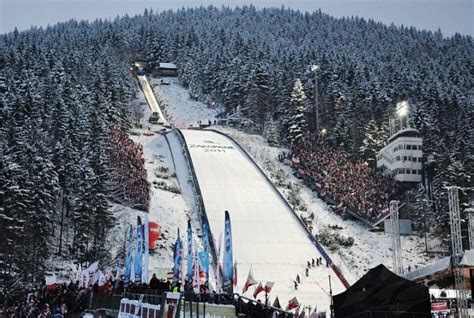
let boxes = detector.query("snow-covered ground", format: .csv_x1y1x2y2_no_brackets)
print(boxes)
126,73,439,311
149,77,219,127
137,74,167,123
154,75,439,279
181,129,347,310
212,128,439,280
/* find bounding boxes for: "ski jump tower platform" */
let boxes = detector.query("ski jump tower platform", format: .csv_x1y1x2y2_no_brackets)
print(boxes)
174,128,350,312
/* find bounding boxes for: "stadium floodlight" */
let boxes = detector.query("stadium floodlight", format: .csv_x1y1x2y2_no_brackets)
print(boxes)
396,101,409,117
310,64,320,134
310,64,320,72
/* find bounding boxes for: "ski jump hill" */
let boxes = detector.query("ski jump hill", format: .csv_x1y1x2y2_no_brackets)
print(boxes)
174,128,349,310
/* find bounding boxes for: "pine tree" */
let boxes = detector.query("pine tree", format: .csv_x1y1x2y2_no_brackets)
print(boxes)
263,117,280,146
288,79,308,146
360,119,387,166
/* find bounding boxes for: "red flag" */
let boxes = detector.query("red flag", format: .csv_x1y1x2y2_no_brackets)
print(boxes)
45,274,57,290
263,281,274,293
233,261,238,287
242,268,258,294
253,282,264,299
286,297,299,310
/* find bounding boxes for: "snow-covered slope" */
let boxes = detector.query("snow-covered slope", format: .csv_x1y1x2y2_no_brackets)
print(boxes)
181,129,345,311
150,77,218,127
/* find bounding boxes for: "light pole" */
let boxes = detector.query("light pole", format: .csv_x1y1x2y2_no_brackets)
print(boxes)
396,101,409,130
310,64,320,134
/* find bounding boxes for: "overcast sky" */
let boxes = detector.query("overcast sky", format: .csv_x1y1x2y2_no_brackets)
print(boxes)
1,0,473,36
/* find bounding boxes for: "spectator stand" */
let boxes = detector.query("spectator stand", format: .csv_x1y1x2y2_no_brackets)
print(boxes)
291,137,404,228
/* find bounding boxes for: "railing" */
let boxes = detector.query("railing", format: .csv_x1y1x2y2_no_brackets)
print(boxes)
206,129,351,289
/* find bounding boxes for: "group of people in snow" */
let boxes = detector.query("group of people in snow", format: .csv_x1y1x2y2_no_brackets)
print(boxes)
110,128,150,211
292,136,402,221
294,257,326,290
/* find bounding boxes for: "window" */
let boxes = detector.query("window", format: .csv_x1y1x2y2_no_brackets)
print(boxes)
396,156,400,161
412,157,417,162
403,156,408,161
418,157,423,162
407,145,412,150
412,170,417,174
418,170,422,174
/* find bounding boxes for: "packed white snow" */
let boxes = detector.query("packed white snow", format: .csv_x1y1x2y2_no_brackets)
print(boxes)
181,129,345,311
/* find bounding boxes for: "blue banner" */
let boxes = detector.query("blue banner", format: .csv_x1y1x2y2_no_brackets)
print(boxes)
124,225,133,284
173,228,183,282
201,219,210,277
134,216,142,283
142,214,149,284
187,220,193,281
223,210,233,294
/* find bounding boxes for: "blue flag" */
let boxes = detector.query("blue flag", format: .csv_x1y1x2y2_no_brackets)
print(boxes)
173,228,183,282
201,219,210,276
134,216,142,283
187,220,193,281
124,225,133,284
142,214,149,284
223,210,233,294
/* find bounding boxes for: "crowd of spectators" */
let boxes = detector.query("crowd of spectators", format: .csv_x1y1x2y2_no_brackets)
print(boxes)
2,281,95,317
110,128,150,211
292,136,402,222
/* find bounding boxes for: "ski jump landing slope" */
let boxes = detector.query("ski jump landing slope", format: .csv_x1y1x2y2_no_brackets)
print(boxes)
181,129,346,310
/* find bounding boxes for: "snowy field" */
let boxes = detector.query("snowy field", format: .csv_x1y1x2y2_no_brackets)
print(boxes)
213,128,440,279
155,75,439,280
126,73,440,311
181,129,345,311
137,74,167,123
150,77,219,127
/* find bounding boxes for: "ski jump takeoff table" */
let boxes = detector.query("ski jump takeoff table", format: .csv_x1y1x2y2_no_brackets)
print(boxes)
181,129,346,312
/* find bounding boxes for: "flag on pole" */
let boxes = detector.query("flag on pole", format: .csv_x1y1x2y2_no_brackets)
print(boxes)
142,213,150,284
201,218,210,277
45,274,57,290
223,211,234,294
134,216,143,283
273,296,281,309
124,226,133,284
187,220,194,282
233,261,238,287
264,281,275,293
286,297,300,310
215,232,223,292
192,252,201,294
242,268,257,294
172,228,183,283
253,282,264,298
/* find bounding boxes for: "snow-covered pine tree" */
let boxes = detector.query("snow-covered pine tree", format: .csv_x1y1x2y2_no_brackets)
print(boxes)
359,119,387,167
263,116,280,146
288,79,308,146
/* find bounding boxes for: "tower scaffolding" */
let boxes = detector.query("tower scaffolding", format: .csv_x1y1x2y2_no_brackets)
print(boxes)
447,186,468,316
390,200,403,275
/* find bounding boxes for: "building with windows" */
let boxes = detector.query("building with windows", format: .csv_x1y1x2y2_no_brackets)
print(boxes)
376,128,423,182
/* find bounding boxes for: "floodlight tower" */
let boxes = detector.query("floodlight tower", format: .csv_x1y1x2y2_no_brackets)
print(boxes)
447,186,468,316
390,200,403,275
310,64,320,134
396,101,410,130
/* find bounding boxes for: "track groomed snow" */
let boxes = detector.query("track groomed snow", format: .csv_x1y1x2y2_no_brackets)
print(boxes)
180,128,345,312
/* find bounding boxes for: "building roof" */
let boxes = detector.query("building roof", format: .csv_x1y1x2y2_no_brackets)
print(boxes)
388,128,420,143
159,62,177,70
404,256,451,281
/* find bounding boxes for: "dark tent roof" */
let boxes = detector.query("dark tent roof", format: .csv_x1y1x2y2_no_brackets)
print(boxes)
334,264,430,318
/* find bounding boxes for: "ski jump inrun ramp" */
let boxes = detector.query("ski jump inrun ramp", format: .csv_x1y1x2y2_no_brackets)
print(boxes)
180,128,348,310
